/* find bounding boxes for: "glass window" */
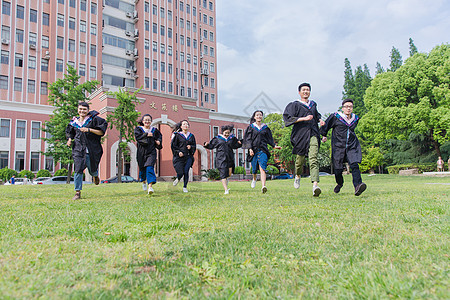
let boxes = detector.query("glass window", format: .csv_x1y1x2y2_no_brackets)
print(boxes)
144,39,149,50
40,82,48,95
161,80,165,91
0,151,8,169
57,14,64,26
152,79,157,90
152,4,157,15
58,0,64,4
31,121,40,139
193,7,196,17
90,66,96,78
30,152,39,172
43,12,49,26
41,59,48,71
160,44,165,54
152,41,157,52
145,58,149,69
0,75,8,89
168,10,172,20
168,28,172,38
210,63,215,73
16,29,24,43
144,2,149,12
209,17,214,26
0,119,10,137
69,17,76,30
80,20,86,32
80,0,86,11
29,32,37,45
56,59,64,72
145,77,149,89
80,42,86,54
45,156,54,172
1,26,10,41
28,80,35,93
90,44,96,57
69,39,75,52
42,36,49,48
14,77,22,91
2,1,10,16
168,64,172,74
161,61,165,72
160,7,164,18
160,25,165,36
69,0,76,8
15,151,25,172
168,82,173,93
16,5,24,19
152,60,157,71
152,23,157,33
90,24,97,35
57,36,64,49
16,120,26,138
30,9,37,22
210,32,214,41
168,46,172,56
79,64,86,76
210,78,215,88
209,1,213,10
91,2,97,14
28,56,36,69
0,50,8,64
210,47,214,57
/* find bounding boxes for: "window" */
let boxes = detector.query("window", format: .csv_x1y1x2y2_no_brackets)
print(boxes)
213,126,219,137
0,50,8,64
16,29,24,43
160,7,165,18
145,58,149,69
168,46,172,56
180,69,185,79
43,13,49,26
144,2,149,12
2,25,10,41
161,62,165,72
69,0,76,8
204,77,208,86
80,0,86,11
161,80,165,91
210,63,215,73
145,77,149,89
152,79,157,90
152,60,157,71
69,39,75,52
57,14,64,27
144,39,149,50
80,20,86,32
16,120,26,138
42,36,49,48
193,56,198,65
209,1,213,10
58,0,64,4
180,86,185,96
186,4,190,14
187,70,191,80
16,5,24,19
29,32,37,46
79,64,86,76
203,45,208,55
168,10,172,20
2,1,10,16
40,82,48,95
187,54,191,64
152,23,157,33
45,156,54,172
168,82,173,93
31,121,40,139
152,41,157,52
0,151,8,169
211,94,215,104
67,61,75,68
179,1,184,11
193,7,196,17
160,25,165,36
90,66,96,78
203,13,207,24
210,47,214,57
203,0,207,8
187,37,191,47
69,17,76,30
90,24,97,35
180,35,184,45
168,28,172,38
28,79,35,94
152,4,157,15
80,42,86,54
57,36,64,49
193,72,197,82
0,119,10,137
180,52,184,62
30,9,37,23
41,59,48,71
210,78,215,88
90,44,96,57
91,2,97,14
210,32,214,41
56,59,64,72
0,75,8,89
15,151,25,172
203,29,208,39
168,64,173,74
14,77,22,91
209,17,214,26
187,21,191,31
180,18,184,28
160,44,165,54
30,152,39,172
193,39,197,49
205,93,209,103
28,56,36,69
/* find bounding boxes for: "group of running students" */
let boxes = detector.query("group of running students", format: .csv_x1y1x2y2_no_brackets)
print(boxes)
66,82,366,200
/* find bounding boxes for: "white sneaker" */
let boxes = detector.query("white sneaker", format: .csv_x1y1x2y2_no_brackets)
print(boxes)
294,177,300,189
173,178,179,186
251,180,256,188
262,186,267,194
313,185,322,197
147,186,154,195
142,182,147,191
183,187,188,193
224,189,230,195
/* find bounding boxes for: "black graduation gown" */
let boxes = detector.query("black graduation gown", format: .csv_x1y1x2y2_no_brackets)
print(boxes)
243,123,275,160
171,132,197,174
320,112,362,170
65,110,108,174
134,126,162,169
205,135,242,171
283,100,322,156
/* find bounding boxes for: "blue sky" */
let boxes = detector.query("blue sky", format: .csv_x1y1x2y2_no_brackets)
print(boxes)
216,0,450,116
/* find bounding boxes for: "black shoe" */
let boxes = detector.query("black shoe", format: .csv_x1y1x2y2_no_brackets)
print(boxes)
334,184,343,194
355,183,367,196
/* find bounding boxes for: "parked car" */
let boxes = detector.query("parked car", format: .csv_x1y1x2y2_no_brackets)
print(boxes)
273,173,294,180
37,176,91,185
32,177,51,185
4,178,33,185
101,175,138,183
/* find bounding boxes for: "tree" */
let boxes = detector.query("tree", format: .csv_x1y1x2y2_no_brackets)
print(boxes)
42,65,99,183
106,88,141,183
359,44,450,157
342,59,371,118
389,46,403,72
342,58,355,100
0,167,18,183
376,62,385,75
409,38,418,57
264,113,295,172
360,147,384,173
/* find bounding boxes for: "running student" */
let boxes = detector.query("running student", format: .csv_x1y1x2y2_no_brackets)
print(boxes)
283,82,325,197
171,120,196,193
66,101,107,200
243,110,281,194
204,124,242,194
320,98,366,196
134,114,162,195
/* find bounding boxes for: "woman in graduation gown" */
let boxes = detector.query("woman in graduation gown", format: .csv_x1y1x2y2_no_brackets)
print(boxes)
66,101,108,200
171,120,197,193
243,110,281,194
134,114,162,195
320,99,367,196
204,124,242,194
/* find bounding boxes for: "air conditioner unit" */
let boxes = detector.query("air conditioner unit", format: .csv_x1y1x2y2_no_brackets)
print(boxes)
133,10,138,19
132,67,137,72
125,69,132,74
201,68,209,75
134,29,139,37
133,48,138,56
200,37,204,43
200,54,204,58
29,43,36,49
125,31,132,36
126,12,133,18
125,49,132,55
132,74,139,78
1,39,9,45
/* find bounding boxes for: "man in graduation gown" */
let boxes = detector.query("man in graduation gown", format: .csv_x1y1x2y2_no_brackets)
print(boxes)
66,102,107,200
283,83,325,197
320,98,366,196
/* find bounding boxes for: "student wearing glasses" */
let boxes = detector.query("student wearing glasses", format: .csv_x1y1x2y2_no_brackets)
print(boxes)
320,99,366,196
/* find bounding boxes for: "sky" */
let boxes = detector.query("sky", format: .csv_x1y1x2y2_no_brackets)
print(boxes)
215,0,450,116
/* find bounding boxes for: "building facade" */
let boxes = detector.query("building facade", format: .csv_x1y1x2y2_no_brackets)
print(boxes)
0,0,251,179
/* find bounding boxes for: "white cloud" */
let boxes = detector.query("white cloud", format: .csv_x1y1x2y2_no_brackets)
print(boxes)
216,0,450,116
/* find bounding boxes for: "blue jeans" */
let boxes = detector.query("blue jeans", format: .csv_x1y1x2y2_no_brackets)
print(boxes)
251,151,268,174
74,153,98,191
139,166,156,185
177,156,193,188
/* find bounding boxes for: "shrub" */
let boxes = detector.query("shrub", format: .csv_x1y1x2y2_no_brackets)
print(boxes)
18,170,35,180
234,166,245,175
387,163,436,174
54,168,68,176
36,169,52,178
0,167,18,183
266,165,280,175
202,169,221,180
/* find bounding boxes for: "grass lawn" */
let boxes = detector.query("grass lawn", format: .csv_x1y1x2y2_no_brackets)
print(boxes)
0,174,449,298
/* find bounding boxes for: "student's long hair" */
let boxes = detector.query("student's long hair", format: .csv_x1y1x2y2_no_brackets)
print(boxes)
138,114,152,126
221,124,234,133
249,110,264,124
172,119,189,133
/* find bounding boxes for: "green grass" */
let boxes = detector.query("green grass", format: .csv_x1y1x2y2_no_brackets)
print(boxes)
0,175,449,298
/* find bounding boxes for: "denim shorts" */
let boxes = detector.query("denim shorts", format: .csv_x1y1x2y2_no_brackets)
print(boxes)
251,151,268,174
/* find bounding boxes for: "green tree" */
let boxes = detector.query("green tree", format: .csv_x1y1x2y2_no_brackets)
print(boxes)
0,167,18,183
376,62,385,75
18,170,35,180
36,169,52,178
360,147,384,173
264,113,295,172
359,44,450,157
409,38,418,57
389,46,403,72
106,87,141,183
42,65,99,183
342,58,355,100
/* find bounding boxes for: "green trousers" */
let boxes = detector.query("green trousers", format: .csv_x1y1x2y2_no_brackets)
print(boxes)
295,136,319,183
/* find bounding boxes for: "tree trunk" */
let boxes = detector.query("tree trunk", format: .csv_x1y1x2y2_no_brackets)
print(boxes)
118,132,123,183
67,163,73,184
430,130,442,157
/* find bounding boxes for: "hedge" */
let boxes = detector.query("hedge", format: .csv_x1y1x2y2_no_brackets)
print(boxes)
387,163,436,174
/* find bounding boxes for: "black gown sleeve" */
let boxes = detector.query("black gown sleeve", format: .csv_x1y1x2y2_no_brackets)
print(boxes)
204,137,218,150
171,134,182,157
65,124,75,140
242,125,253,149
92,116,107,136
319,114,335,137
266,128,276,148
154,128,163,150
189,135,197,155
231,136,242,149
135,127,149,146
283,102,299,127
